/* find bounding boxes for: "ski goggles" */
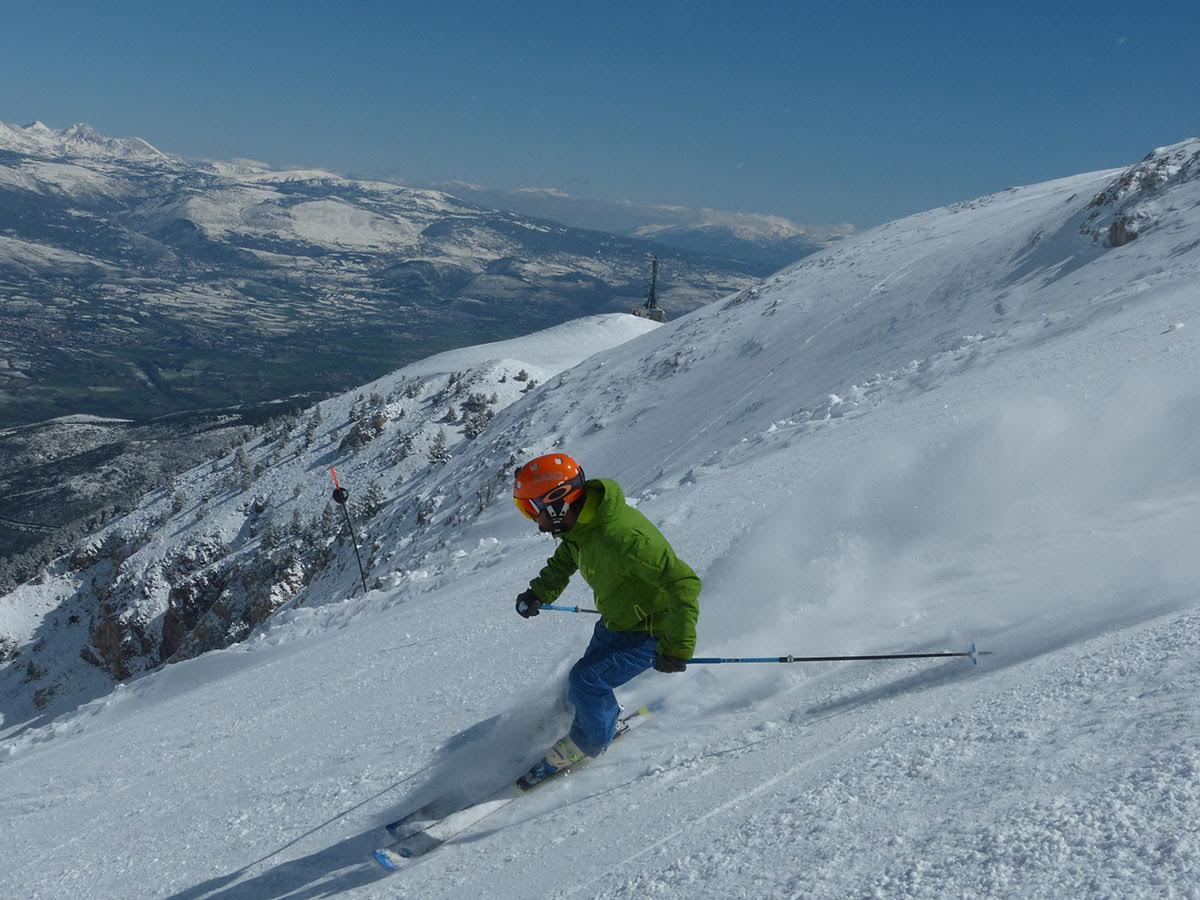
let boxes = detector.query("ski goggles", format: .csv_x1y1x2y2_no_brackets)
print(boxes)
513,471,586,521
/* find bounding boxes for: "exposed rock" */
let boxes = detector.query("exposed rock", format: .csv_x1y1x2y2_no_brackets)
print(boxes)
1108,217,1138,247
1081,140,1200,246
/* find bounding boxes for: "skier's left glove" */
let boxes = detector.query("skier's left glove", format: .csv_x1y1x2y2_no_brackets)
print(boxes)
515,589,542,618
654,652,688,673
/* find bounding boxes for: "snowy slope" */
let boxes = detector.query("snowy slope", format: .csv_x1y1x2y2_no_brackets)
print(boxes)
0,314,661,727
2,140,1199,898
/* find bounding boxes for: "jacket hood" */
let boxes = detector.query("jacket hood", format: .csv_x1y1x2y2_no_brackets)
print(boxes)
572,478,625,533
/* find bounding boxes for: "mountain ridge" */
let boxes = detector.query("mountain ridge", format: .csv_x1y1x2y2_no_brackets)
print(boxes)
0,121,168,161
0,120,768,432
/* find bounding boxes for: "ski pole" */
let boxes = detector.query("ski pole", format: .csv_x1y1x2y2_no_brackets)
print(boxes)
329,466,369,596
538,604,986,666
540,603,601,615
691,644,986,666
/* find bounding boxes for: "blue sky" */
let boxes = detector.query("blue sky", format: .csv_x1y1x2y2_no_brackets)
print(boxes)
2,0,1197,227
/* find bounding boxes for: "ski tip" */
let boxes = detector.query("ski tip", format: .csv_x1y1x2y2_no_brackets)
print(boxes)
373,848,404,872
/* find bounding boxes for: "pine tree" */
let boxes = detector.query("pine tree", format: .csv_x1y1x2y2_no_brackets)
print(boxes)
303,408,322,447
387,431,415,466
462,392,491,414
261,520,283,551
319,501,339,537
355,480,387,520
463,407,494,439
477,481,497,512
427,429,451,464
233,446,254,491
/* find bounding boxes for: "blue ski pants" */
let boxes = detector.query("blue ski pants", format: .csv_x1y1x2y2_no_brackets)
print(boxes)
567,621,657,756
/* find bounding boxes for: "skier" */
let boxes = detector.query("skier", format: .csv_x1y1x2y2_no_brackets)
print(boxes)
512,452,700,777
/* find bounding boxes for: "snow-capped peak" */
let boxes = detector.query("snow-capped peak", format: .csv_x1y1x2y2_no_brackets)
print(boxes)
0,120,169,162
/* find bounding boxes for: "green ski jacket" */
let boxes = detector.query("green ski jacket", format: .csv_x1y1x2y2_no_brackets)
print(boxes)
528,479,701,658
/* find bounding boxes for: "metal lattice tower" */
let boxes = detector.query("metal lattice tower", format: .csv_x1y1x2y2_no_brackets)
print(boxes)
632,255,666,322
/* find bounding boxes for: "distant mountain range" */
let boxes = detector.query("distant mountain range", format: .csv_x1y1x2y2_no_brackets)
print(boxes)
429,181,854,271
0,121,823,432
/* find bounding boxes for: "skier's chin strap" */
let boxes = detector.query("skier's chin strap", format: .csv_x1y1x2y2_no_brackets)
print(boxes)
544,499,573,534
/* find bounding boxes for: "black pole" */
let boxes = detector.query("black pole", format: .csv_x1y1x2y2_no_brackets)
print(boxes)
539,604,987,666
691,645,988,666
332,484,369,596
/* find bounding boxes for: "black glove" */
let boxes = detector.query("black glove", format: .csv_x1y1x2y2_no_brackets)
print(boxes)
515,589,541,618
654,652,688,673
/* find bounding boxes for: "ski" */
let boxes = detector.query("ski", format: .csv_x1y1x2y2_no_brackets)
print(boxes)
384,789,470,843
381,712,504,842
372,704,656,872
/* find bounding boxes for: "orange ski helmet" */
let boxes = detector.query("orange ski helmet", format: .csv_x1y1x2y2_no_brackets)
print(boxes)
513,453,586,529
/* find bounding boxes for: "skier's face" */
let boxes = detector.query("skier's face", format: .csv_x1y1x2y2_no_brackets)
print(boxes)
536,501,581,535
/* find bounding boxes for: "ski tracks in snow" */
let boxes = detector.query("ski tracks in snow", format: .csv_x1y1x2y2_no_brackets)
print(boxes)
552,605,1200,899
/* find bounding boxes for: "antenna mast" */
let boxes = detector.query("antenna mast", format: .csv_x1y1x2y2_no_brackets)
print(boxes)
631,255,666,322
645,255,659,312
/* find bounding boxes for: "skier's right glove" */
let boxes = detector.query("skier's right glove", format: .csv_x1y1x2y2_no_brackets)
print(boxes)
654,652,688,673
515,589,542,618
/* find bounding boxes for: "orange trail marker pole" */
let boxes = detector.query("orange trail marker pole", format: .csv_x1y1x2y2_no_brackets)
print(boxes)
328,466,368,596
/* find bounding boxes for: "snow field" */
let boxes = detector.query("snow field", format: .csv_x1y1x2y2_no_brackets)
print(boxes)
2,143,1200,897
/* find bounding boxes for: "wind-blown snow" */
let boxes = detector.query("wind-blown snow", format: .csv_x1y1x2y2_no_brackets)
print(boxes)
2,140,1199,898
